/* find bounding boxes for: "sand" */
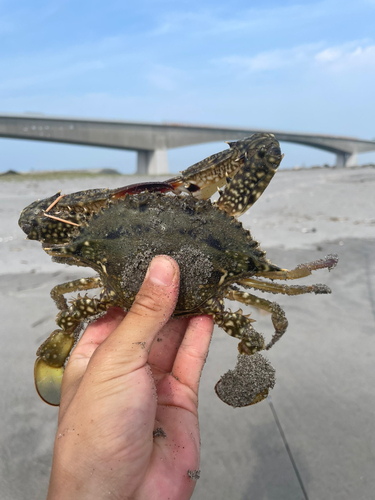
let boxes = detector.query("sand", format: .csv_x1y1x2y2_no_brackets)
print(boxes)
0,166,374,500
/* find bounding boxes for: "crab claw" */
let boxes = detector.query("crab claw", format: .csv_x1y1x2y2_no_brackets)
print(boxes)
215,352,276,407
216,136,283,217
34,329,75,406
34,358,64,406
167,133,283,217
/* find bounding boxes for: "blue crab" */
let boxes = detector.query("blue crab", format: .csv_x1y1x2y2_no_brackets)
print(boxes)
18,133,338,406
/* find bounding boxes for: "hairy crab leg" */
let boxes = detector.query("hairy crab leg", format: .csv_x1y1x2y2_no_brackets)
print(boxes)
50,276,103,310
225,290,288,350
35,292,118,406
255,254,338,281
235,277,331,295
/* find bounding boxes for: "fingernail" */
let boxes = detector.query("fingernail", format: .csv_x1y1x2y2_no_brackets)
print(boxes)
148,256,176,286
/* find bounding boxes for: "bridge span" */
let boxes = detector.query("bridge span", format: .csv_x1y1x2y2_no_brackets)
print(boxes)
1,113,374,174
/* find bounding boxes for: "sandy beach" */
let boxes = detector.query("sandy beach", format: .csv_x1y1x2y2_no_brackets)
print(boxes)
0,166,374,500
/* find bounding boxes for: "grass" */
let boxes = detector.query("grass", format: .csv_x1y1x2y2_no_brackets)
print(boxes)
0,169,131,182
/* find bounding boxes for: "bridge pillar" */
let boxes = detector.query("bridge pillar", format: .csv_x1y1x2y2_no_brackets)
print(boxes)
136,149,169,175
336,152,358,168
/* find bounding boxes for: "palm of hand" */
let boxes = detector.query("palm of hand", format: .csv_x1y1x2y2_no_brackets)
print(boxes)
49,305,213,500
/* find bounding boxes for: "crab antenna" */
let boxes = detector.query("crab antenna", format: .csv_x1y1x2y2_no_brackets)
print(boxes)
45,194,66,213
43,213,80,227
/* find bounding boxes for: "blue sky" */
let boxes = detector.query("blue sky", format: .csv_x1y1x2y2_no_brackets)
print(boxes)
1,0,375,173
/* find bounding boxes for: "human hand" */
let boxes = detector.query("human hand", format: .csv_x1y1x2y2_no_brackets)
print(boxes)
47,255,214,500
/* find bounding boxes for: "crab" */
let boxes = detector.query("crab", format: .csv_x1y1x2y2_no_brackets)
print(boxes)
19,133,338,407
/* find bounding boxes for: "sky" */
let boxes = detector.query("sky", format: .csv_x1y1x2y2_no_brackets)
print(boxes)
1,0,375,173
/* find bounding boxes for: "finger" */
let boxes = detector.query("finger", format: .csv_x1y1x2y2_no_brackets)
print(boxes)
148,317,189,375
59,307,125,417
172,315,214,396
89,256,180,377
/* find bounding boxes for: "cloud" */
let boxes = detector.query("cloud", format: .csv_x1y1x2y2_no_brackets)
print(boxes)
150,0,375,40
151,2,327,38
0,60,106,92
215,43,324,73
213,40,375,75
0,34,141,93
315,42,375,72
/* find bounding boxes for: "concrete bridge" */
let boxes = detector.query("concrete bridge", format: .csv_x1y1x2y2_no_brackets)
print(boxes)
1,113,374,174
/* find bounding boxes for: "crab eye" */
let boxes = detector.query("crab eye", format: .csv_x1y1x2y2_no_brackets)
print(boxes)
258,148,266,159
267,146,282,164
270,145,281,156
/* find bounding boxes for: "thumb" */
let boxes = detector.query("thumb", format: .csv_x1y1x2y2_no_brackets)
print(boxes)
90,255,180,375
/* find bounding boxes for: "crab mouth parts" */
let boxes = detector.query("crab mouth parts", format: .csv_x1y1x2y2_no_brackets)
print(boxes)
42,243,77,262
42,242,69,253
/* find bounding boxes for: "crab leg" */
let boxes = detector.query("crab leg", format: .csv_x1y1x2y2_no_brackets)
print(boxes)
51,276,103,310
167,147,241,200
225,290,288,350
112,182,174,199
200,298,265,355
34,292,116,406
255,254,338,281
235,277,331,296
218,311,266,355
